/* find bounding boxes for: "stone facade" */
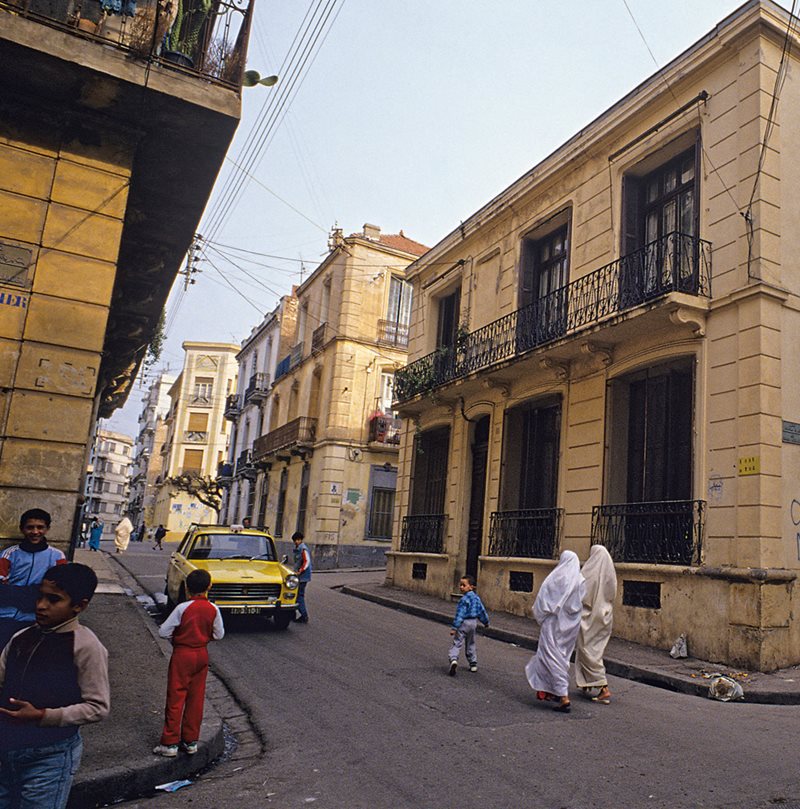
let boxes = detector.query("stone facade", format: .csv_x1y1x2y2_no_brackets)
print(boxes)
389,1,800,671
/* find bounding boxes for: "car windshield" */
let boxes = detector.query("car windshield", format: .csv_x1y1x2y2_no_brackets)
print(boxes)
187,533,275,561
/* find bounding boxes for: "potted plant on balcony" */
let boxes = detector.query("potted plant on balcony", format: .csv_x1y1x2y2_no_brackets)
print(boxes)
160,0,213,68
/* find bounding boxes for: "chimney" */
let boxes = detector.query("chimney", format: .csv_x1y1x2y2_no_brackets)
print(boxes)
362,223,381,241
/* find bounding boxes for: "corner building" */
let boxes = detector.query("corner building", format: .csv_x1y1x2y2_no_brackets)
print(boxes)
390,0,800,671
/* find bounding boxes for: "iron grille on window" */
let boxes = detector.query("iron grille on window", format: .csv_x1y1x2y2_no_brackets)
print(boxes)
590,499,705,565
368,488,395,539
400,514,446,553
487,509,563,558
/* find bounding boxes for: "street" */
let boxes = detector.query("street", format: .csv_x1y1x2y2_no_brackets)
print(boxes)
112,542,800,809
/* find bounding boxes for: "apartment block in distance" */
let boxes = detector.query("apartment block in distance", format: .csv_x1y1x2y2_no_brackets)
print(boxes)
390,1,800,671
251,224,426,566
85,429,133,539
153,342,238,539
0,0,251,550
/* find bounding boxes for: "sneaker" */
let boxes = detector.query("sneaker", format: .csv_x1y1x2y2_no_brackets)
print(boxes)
448,660,457,676
181,741,198,755
468,662,478,673
152,744,178,757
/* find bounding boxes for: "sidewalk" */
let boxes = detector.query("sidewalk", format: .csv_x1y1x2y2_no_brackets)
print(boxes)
341,581,800,705
66,549,224,809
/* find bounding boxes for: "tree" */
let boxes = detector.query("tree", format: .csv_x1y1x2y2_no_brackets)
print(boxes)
166,473,223,516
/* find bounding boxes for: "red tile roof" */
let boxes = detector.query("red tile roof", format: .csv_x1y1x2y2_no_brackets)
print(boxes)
349,229,429,257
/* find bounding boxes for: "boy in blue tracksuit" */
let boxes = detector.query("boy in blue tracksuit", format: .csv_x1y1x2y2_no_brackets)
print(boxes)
448,574,489,675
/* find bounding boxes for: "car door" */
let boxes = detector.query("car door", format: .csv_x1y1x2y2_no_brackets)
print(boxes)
166,533,194,601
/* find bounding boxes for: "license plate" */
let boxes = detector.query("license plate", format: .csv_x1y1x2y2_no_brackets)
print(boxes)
229,606,262,615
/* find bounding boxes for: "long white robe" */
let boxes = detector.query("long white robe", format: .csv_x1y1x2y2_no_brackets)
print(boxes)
525,550,585,698
575,545,617,688
114,516,133,552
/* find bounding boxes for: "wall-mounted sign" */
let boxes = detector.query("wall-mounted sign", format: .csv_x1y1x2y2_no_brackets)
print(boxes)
783,420,800,445
738,456,760,476
0,242,32,287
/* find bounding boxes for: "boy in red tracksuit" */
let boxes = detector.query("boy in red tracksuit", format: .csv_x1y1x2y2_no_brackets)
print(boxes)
153,569,224,757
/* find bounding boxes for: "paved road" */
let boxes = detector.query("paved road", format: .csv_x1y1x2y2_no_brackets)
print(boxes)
112,541,800,809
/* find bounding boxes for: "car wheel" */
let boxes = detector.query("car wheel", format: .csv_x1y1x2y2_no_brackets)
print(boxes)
273,610,293,631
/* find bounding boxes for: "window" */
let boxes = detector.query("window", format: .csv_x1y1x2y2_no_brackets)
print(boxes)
296,463,310,534
384,276,412,345
379,372,395,416
257,476,269,528
410,428,449,516
187,412,209,432
436,287,461,350
245,480,256,524
122,445,129,456
275,468,288,537
107,442,116,453
193,377,214,403
183,449,204,474
367,465,397,539
519,225,569,342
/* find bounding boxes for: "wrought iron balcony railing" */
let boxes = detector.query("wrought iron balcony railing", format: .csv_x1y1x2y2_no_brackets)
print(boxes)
1,0,253,88
217,462,233,480
311,323,329,354
590,499,705,565
252,417,317,459
244,372,270,404
235,449,253,476
289,342,304,369
400,514,447,553
487,508,564,559
377,319,409,349
368,415,402,445
274,354,291,381
224,393,241,420
395,232,711,402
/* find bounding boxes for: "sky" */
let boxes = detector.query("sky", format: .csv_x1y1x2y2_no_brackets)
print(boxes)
103,0,774,439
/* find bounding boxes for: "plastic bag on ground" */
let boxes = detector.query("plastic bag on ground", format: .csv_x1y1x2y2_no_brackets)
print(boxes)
669,632,688,659
708,675,744,702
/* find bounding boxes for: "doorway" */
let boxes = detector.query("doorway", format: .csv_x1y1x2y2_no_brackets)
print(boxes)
466,416,490,581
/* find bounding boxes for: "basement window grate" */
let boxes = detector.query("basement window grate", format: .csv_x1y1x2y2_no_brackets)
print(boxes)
411,562,427,580
509,571,534,592
622,580,661,609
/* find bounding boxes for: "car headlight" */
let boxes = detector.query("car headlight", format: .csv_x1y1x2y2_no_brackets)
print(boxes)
285,574,299,590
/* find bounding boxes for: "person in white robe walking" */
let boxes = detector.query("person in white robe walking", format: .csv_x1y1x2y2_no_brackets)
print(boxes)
575,544,617,704
114,515,133,554
525,549,585,712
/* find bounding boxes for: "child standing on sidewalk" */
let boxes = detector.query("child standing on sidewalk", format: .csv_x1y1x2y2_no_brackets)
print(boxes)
448,574,489,676
0,563,110,809
153,569,224,757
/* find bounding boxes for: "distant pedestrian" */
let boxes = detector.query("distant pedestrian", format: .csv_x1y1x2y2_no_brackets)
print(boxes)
447,574,489,676
114,516,133,554
524,550,585,713
0,509,67,651
135,522,146,543
153,569,224,757
152,524,167,550
292,532,312,623
0,563,109,809
575,545,616,704
242,517,251,530
88,518,103,552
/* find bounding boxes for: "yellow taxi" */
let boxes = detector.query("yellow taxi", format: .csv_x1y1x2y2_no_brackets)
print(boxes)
165,524,299,629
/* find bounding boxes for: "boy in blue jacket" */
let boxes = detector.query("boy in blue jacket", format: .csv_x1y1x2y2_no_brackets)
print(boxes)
448,574,489,675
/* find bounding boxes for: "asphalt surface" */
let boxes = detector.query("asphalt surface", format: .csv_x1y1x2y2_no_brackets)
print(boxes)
110,543,800,809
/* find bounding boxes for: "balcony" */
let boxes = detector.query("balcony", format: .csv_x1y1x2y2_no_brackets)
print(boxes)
368,414,402,445
400,514,447,554
183,431,208,444
591,499,705,566
252,417,317,459
311,323,329,354
394,232,711,403
216,462,233,482
244,372,270,404
377,319,409,349
487,508,564,559
235,449,255,477
274,354,291,382
1,0,253,87
224,393,241,420
289,342,304,369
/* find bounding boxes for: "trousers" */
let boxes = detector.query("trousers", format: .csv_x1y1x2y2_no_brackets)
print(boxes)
448,618,479,664
0,733,82,809
160,646,208,745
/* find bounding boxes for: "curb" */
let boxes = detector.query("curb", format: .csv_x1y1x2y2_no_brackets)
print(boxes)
340,585,800,706
66,556,226,808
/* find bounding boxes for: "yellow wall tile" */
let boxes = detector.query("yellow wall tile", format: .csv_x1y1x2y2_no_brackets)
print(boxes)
0,339,20,387
0,146,55,199
0,438,85,490
41,204,123,264
5,390,94,443
23,295,108,352
14,343,100,398
33,250,117,305
0,288,30,340
0,190,47,244
51,161,129,219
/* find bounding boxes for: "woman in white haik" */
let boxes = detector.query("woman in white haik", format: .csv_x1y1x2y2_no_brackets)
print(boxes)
575,545,617,704
525,550,585,713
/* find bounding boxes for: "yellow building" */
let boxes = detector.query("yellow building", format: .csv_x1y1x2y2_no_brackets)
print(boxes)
251,225,427,566
390,1,800,671
0,0,249,549
153,342,238,540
